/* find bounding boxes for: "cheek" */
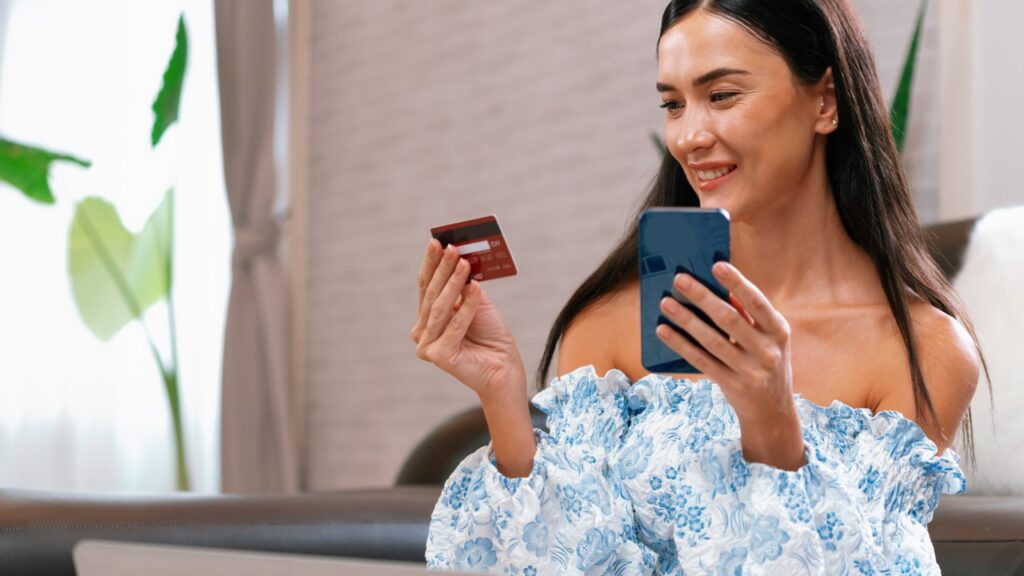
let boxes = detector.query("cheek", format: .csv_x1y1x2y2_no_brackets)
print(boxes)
733,104,815,181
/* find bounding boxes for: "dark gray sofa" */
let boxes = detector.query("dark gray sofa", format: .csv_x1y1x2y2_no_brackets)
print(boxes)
4,486,1024,575
1,216,1022,575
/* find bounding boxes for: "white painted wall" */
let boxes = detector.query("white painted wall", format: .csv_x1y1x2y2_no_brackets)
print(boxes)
302,0,667,490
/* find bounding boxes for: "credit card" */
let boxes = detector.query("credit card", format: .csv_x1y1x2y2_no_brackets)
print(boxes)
430,215,518,282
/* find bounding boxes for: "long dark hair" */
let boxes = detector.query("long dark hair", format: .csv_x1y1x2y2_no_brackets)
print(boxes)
535,0,990,459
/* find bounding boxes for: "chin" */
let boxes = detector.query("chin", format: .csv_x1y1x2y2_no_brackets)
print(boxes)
696,196,737,219
699,186,752,222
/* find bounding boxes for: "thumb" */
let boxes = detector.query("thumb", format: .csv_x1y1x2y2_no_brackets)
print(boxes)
474,281,494,307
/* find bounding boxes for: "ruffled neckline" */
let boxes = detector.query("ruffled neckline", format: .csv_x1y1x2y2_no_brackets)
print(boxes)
542,363,962,467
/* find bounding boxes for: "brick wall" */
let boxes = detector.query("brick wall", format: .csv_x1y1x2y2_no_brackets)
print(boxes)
302,0,938,490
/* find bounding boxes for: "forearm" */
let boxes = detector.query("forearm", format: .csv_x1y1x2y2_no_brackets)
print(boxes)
478,384,537,478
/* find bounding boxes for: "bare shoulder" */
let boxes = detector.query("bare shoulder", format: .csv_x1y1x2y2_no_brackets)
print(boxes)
910,301,981,404
874,300,981,451
554,283,638,379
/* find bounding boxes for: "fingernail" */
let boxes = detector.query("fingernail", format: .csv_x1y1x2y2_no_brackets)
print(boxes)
662,297,680,314
713,262,729,276
676,273,693,289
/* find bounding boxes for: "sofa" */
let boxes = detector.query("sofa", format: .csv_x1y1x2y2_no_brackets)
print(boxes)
2,216,1022,575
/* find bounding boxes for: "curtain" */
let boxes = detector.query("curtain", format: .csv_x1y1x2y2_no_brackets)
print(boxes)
215,0,297,494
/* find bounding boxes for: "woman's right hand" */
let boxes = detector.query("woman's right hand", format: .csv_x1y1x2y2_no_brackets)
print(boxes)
411,239,527,402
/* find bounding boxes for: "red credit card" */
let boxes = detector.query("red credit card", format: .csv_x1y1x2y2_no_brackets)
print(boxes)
430,215,518,282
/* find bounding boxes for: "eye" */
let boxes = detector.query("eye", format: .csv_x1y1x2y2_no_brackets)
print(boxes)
659,101,684,117
710,91,739,103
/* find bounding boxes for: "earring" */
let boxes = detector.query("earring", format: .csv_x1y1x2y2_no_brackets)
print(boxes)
832,118,838,127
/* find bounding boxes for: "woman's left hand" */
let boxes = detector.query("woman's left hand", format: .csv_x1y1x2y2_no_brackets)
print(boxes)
656,261,806,470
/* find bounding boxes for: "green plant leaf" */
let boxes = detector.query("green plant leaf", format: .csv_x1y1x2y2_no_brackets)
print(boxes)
650,131,666,155
0,137,90,204
890,0,928,153
151,14,189,147
68,189,174,340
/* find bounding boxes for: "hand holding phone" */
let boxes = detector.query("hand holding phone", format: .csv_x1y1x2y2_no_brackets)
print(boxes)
639,208,731,374
639,209,804,469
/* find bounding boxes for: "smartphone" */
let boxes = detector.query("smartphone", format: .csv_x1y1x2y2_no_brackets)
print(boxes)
639,207,731,374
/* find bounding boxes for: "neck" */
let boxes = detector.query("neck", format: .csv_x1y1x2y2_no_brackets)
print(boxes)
728,155,882,313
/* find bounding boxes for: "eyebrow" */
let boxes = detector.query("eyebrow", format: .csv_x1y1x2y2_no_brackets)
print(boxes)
656,67,751,92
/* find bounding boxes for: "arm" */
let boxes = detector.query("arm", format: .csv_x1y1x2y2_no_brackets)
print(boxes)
427,362,653,573
411,240,536,477
486,294,620,477
477,359,536,478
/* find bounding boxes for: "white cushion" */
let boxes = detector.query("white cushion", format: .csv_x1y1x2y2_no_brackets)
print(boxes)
952,204,1024,495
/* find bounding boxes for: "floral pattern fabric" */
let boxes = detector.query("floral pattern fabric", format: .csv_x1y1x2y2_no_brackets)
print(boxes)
426,365,964,575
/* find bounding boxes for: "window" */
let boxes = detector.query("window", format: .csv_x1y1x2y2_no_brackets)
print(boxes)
0,0,228,493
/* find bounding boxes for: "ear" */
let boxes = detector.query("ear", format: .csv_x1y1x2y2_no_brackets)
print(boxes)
814,67,838,135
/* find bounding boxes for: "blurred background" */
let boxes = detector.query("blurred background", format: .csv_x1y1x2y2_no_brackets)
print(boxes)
0,0,1020,496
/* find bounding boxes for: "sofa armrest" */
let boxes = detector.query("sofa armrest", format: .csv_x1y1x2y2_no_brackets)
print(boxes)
930,495,1024,575
0,486,442,576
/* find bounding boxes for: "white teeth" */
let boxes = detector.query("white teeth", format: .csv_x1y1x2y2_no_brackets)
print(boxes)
695,166,735,181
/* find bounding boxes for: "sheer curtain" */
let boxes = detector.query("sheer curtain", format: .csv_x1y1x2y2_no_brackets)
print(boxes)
216,0,297,494
0,0,228,493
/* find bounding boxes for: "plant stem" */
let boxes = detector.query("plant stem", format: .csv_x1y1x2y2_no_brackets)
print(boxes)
165,190,188,491
163,369,190,491
167,190,180,400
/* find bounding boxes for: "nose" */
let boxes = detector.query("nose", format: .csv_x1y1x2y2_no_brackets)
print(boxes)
672,109,716,159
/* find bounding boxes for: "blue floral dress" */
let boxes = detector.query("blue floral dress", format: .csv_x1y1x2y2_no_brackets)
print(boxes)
426,365,965,575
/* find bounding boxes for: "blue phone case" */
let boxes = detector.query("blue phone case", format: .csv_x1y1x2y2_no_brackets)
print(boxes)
639,208,731,374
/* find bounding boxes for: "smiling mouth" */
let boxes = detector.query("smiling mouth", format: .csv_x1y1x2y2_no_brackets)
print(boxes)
695,165,737,182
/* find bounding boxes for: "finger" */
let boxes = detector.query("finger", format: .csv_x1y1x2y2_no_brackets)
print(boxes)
660,296,748,370
435,280,481,356
417,239,443,305
729,293,754,326
413,244,461,341
712,262,788,340
673,272,761,350
655,322,734,382
421,257,472,345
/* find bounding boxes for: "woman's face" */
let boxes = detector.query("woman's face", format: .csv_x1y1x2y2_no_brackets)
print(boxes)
657,10,830,222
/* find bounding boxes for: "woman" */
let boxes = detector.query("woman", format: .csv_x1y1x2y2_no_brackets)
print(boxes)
412,0,988,573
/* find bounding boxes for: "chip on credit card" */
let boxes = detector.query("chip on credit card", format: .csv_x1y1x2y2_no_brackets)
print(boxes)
430,215,518,282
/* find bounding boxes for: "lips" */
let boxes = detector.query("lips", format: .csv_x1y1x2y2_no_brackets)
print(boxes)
688,163,737,192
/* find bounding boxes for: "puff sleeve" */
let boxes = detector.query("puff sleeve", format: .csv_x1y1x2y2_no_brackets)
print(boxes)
425,366,656,575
